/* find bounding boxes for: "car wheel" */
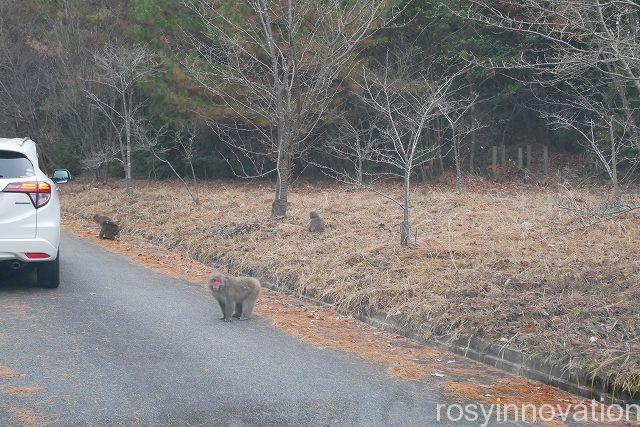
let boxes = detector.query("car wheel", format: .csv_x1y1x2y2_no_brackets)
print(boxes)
37,252,60,289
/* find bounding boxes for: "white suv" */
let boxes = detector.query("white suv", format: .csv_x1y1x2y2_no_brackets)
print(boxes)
0,138,70,288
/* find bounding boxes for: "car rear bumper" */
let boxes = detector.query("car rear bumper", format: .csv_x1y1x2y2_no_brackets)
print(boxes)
0,238,58,262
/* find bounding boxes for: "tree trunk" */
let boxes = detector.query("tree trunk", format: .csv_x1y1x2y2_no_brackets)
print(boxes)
469,128,477,174
124,90,133,195
612,76,640,153
356,155,364,186
436,119,445,175
517,147,523,169
400,169,411,246
189,159,199,205
491,146,498,169
271,73,290,217
452,127,462,193
125,120,133,195
610,118,620,202
469,89,477,173
271,144,291,217
543,145,549,175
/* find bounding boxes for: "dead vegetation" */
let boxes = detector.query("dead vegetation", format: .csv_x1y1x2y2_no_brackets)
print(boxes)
61,179,640,394
2,386,44,396
0,405,46,427
0,366,19,379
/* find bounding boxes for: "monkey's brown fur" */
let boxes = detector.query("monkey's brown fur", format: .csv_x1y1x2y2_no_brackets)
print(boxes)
308,211,325,233
207,273,261,321
93,214,120,240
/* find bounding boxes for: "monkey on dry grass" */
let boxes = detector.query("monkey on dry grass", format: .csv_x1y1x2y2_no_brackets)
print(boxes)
308,211,325,233
93,214,120,240
207,272,261,322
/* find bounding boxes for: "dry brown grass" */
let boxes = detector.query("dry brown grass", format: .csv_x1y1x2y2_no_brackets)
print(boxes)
61,178,640,394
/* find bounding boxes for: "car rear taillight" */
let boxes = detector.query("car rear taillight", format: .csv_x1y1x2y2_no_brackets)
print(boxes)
2,181,52,208
25,252,50,260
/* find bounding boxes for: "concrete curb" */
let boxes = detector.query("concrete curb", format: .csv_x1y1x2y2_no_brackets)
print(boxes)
359,310,637,406
257,278,638,406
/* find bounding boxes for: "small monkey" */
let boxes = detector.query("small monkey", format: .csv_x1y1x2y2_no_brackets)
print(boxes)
93,214,120,240
308,211,325,233
207,272,261,322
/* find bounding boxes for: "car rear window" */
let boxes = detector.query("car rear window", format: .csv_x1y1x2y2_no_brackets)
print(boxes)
0,150,35,179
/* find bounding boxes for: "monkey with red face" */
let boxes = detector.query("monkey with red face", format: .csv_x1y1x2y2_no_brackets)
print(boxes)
207,272,261,321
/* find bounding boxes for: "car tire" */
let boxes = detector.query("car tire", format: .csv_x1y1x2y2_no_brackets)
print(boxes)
37,252,60,289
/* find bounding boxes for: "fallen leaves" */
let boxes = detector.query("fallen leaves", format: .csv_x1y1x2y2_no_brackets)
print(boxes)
2,386,44,396
0,366,18,379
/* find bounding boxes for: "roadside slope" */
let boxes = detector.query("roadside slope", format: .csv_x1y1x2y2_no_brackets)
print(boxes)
61,180,640,396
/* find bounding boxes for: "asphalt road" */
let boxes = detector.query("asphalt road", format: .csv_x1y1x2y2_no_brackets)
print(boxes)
0,233,523,426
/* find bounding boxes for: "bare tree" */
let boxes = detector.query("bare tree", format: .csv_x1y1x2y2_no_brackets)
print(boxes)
468,0,640,88
441,92,481,193
84,43,160,194
0,6,59,157
184,0,394,217
468,0,640,199
468,1,640,143
360,53,467,245
0,1,141,175
137,121,201,204
534,79,638,201
314,102,381,186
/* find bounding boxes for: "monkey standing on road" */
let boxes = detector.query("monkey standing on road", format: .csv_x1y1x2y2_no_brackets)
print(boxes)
308,211,325,233
93,214,120,240
207,273,261,322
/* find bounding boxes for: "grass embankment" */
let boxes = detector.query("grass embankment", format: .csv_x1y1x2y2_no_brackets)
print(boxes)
61,179,640,394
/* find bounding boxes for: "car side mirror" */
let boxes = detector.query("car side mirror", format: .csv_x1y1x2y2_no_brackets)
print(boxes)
52,169,71,184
